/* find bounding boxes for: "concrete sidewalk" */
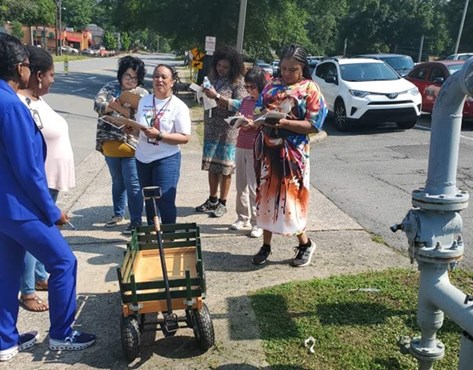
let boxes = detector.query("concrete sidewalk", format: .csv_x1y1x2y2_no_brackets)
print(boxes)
7,119,410,369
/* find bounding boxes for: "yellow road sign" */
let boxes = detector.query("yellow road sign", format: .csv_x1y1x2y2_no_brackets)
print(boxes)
192,60,203,70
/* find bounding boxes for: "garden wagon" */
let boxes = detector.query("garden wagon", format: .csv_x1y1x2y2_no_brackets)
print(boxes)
116,187,215,361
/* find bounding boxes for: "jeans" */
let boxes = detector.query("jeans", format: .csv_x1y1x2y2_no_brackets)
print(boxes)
136,152,181,224
104,156,143,224
20,188,57,295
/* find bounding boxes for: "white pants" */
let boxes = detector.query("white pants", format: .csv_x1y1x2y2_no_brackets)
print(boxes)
235,148,257,225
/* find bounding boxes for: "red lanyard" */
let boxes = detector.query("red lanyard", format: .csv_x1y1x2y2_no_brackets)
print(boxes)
152,95,172,130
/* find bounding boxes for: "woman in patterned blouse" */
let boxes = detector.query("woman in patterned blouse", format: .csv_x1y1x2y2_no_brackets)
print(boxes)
251,44,328,268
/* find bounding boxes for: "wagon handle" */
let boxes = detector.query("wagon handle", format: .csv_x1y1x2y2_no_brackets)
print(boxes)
142,186,176,320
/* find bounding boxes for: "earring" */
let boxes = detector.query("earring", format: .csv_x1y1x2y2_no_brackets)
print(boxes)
38,81,42,90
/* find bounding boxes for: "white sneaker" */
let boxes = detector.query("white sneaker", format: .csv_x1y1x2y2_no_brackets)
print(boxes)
0,331,38,362
250,225,263,238
230,220,251,230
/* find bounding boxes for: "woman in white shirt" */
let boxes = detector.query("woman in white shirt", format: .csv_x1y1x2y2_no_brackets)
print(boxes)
133,64,191,224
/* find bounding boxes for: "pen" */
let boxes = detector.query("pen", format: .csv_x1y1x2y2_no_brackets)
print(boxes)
66,220,77,230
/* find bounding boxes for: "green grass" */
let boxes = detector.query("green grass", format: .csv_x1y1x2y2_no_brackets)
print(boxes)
52,55,89,63
250,268,473,370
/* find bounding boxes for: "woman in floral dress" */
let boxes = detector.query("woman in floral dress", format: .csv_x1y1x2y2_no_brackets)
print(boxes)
251,44,327,267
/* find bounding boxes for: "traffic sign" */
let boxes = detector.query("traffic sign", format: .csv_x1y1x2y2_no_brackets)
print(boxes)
192,60,203,70
205,36,216,55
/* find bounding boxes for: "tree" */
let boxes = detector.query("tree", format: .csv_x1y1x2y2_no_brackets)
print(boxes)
62,0,95,30
103,30,117,50
121,31,131,51
10,20,24,39
3,0,55,26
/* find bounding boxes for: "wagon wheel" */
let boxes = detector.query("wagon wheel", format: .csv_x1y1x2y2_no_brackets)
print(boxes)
192,303,215,351
120,314,141,361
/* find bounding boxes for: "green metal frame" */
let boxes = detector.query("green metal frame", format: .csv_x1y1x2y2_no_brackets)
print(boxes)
116,223,206,306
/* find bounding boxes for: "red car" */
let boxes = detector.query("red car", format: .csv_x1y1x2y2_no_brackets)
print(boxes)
406,60,473,119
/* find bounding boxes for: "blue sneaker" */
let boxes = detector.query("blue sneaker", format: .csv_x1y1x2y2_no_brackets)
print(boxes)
0,331,38,362
49,331,96,351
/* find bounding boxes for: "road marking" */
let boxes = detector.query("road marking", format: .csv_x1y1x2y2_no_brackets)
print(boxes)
71,87,86,92
416,124,473,141
87,76,97,79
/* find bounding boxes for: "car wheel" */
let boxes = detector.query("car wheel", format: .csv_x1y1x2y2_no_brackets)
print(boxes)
334,100,350,131
396,120,417,129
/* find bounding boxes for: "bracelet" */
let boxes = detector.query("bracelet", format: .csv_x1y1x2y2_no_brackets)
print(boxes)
157,132,163,141
216,93,221,101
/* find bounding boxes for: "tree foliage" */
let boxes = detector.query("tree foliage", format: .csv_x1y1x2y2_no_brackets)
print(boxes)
2,0,471,60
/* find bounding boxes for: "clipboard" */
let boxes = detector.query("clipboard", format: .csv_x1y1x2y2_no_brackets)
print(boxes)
99,115,147,130
118,90,142,110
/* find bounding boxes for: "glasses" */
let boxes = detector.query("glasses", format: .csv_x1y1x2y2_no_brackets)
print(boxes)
244,83,257,90
123,73,138,82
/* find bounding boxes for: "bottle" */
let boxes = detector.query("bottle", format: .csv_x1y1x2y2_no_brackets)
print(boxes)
203,76,212,89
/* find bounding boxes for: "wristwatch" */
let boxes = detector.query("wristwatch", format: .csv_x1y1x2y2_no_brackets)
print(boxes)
216,93,221,101
157,132,163,141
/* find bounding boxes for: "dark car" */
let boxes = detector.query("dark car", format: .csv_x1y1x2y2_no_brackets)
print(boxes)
356,54,414,77
406,60,472,119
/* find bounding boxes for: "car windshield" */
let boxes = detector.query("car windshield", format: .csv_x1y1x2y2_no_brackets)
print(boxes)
382,56,414,71
448,64,464,75
258,63,271,69
340,63,400,82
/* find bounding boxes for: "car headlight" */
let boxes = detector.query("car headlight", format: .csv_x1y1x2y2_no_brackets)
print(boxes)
408,87,420,96
349,90,370,98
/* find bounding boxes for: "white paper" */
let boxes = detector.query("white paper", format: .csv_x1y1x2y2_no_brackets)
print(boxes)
189,83,217,111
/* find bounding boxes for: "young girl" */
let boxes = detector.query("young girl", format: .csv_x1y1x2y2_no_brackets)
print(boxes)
225,67,269,237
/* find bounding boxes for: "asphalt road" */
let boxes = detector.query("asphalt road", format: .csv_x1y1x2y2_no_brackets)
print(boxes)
312,115,473,269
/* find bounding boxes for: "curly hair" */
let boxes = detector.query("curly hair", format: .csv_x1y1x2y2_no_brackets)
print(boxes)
209,45,245,84
0,33,29,81
117,55,146,86
280,44,311,80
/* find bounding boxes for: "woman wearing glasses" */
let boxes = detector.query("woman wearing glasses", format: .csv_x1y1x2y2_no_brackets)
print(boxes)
94,56,148,234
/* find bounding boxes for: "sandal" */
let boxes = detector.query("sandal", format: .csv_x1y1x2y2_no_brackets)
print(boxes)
19,295,49,312
35,280,48,291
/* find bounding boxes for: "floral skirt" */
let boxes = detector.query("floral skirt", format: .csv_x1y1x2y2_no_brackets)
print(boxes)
254,133,310,236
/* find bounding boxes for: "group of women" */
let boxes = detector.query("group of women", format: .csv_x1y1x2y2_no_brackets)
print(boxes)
200,44,327,267
95,57,191,232
0,32,326,362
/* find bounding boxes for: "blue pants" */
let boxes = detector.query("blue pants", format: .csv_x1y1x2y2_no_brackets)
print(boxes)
20,188,58,295
0,218,76,350
104,156,143,224
136,152,181,224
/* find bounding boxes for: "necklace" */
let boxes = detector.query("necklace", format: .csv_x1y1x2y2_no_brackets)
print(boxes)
152,95,172,130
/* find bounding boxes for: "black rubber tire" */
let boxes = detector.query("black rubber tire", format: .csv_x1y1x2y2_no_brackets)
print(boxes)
192,303,215,351
120,315,141,362
334,100,350,131
396,120,417,129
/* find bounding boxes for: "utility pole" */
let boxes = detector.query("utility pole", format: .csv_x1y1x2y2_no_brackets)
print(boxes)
236,0,248,53
57,0,63,55
454,0,470,54
418,35,424,63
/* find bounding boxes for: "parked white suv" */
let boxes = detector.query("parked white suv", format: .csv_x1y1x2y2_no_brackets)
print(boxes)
312,58,422,131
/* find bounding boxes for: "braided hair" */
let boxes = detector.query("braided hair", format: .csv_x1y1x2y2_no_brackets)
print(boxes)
280,44,311,80
0,33,29,81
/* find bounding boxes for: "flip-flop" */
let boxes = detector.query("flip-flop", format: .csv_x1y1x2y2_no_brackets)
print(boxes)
35,280,48,291
19,295,49,312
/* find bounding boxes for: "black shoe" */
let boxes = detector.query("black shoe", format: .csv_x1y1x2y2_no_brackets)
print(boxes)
290,239,316,267
196,199,219,212
252,245,271,265
123,222,142,235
